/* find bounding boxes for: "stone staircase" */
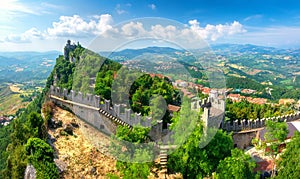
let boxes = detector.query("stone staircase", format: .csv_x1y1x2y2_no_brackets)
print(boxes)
98,108,132,129
159,146,168,174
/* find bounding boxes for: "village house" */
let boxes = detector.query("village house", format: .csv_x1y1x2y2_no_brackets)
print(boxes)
241,88,257,94
278,98,295,105
167,104,181,117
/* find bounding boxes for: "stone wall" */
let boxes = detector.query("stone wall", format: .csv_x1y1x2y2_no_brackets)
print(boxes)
221,112,300,132
50,85,163,139
233,131,257,149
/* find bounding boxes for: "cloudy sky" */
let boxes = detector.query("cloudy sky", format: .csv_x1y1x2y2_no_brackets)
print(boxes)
1,0,300,51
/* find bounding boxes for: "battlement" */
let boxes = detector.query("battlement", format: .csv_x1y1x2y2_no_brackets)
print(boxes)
50,85,164,140
221,112,300,132
190,90,300,132
50,85,101,108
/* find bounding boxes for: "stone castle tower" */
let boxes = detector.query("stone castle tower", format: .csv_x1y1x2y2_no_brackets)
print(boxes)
64,40,77,63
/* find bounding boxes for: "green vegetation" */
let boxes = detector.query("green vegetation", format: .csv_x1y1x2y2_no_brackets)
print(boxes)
111,126,153,179
167,98,234,178
25,138,59,179
226,99,294,121
3,43,299,178
0,125,11,174
168,128,233,178
271,86,300,100
0,75,58,178
51,55,75,91
226,76,265,91
263,120,289,177
129,74,180,124
216,148,257,179
276,132,300,178
95,59,122,99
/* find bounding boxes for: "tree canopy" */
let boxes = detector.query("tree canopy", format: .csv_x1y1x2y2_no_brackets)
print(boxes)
111,126,154,179
276,132,300,179
226,99,294,121
216,148,256,179
263,120,288,177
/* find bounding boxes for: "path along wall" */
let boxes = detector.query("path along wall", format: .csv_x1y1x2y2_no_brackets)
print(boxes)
49,85,163,140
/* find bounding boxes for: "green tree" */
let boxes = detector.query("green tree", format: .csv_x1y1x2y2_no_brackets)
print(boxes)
216,148,256,179
116,149,152,179
168,130,233,178
264,120,288,177
111,126,153,179
24,112,47,140
276,132,300,179
25,138,59,179
168,98,233,179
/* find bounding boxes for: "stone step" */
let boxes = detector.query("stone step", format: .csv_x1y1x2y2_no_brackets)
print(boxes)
160,161,167,165
160,168,167,173
161,166,167,169
160,152,167,156
160,158,167,162
160,155,167,158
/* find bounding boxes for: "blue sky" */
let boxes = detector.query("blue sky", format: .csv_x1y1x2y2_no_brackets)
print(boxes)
1,0,300,51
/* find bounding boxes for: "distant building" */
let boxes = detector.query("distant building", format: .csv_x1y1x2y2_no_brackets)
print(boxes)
64,40,77,62
227,93,241,102
279,99,295,105
0,116,10,126
227,93,267,104
201,87,211,95
241,89,257,94
167,104,181,115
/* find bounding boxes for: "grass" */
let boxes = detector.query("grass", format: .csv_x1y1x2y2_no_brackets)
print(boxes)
0,84,33,116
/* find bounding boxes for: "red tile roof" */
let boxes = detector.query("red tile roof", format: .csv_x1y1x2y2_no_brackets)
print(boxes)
255,160,273,172
168,104,181,112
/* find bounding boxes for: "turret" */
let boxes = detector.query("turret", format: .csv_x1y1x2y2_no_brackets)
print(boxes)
64,40,77,62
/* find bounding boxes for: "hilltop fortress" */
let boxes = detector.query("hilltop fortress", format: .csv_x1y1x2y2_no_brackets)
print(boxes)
49,85,225,142
64,40,77,63
49,84,300,149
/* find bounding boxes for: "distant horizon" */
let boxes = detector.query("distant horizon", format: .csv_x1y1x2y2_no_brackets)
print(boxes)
0,42,297,53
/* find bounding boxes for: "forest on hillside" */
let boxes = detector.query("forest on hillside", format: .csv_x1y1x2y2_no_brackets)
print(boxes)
0,43,299,178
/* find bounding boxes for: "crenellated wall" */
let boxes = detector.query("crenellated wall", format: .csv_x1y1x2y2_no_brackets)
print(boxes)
190,91,300,132
221,112,300,132
49,85,300,141
49,85,163,140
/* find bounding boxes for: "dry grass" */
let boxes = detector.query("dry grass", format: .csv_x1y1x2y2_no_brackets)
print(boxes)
0,93,29,115
9,85,23,93
50,107,119,179
50,106,184,179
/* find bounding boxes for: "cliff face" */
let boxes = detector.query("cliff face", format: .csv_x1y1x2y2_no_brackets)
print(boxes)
48,106,119,178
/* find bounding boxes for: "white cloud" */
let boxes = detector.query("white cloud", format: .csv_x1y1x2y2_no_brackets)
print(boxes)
186,20,246,41
0,0,66,24
5,28,44,43
1,14,246,50
116,20,245,42
0,0,38,15
148,4,156,10
121,22,146,37
40,2,64,10
244,14,263,21
47,14,113,37
115,4,126,15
